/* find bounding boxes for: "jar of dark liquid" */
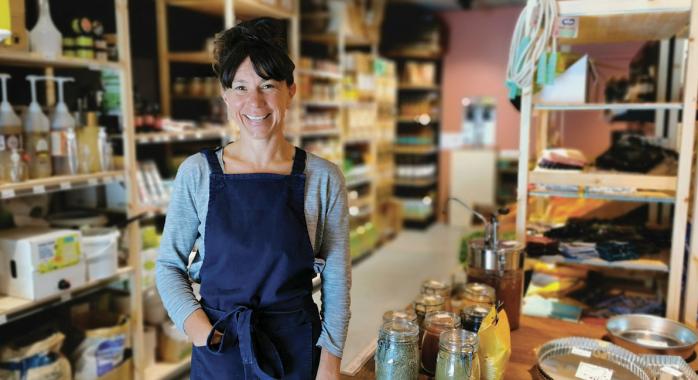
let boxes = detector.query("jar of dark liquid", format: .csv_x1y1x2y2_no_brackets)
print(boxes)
420,311,461,375
461,305,490,333
421,280,451,311
375,319,420,380
413,294,445,344
467,239,525,330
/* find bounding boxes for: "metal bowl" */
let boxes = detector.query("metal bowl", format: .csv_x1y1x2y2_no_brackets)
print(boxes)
606,314,698,359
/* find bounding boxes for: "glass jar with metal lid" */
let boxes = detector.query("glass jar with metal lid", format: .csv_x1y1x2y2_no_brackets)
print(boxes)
435,329,480,380
375,319,420,380
462,282,495,309
421,280,452,311
383,310,418,325
461,305,491,333
421,311,461,375
413,294,445,343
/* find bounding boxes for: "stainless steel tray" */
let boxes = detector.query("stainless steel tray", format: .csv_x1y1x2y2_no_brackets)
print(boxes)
607,314,698,359
536,337,652,380
642,355,698,380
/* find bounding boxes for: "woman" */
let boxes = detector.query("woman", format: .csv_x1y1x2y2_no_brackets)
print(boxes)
155,18,351,379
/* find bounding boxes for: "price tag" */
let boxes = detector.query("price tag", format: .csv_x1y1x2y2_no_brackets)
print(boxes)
1,189,15,199
32,185,46,194
88,178,99,186
571,348,592,358
60,182,72,190
637,338,669,348
575,362,614,380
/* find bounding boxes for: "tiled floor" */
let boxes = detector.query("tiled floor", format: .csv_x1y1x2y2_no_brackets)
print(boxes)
328,223,465,376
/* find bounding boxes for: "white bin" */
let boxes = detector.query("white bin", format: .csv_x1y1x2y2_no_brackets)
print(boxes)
82,228,120,281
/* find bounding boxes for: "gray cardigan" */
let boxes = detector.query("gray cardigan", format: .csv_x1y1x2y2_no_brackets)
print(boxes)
155,148,351,358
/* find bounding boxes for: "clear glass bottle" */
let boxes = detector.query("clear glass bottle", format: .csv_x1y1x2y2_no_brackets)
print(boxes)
435,329,480,380
375,319,420,380
462,282,495,309
421,280,451,311
413,294,445,344
420,311,461,375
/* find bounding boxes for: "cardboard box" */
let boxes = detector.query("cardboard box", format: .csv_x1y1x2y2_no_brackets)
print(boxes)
0,0,29,51
0,228,86,300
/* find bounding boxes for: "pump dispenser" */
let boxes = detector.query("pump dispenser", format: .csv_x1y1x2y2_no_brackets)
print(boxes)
23,75,52,179
49,76,78,175
0,74,23,183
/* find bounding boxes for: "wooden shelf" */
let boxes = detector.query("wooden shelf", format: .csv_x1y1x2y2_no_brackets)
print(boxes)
557,0,691,44
0,171,125,200
166,0,294,19
534,102,683,111
135,127,229,144
0,50,123,70
297,68,342,80
394,177,438,187
168,51,212,65
398,83,440,91
393,145,439,155
302,33,373,47
145,355,191,380
0,267,133,325
530,188,675,204
529,169,677,191
299,128,341,138
397,116,440,124
383,49,443,60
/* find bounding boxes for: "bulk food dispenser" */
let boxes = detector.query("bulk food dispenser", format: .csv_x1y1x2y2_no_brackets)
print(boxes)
448,198,525,330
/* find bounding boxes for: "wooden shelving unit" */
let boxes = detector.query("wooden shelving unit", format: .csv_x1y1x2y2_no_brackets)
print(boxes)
514,0,698,324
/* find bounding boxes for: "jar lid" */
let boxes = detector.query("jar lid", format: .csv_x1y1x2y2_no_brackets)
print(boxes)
380,319,419,342
461,305,491,319
424,311,461,329
383,310,418,324
464,282,495,303
439,329,479,353
414,294,445,307
422,279,449,293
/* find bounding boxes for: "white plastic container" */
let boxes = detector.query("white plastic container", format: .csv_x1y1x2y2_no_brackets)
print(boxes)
81,228,119,281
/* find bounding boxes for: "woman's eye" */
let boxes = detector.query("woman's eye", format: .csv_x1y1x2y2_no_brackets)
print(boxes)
234,86,246,91
262,83,275,90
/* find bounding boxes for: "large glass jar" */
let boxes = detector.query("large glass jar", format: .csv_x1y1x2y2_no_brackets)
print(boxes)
383,310,418,325
421,280,452,311
413,294,445,344
460,305,490,333
375,319,420,380
462,282,495,309
435,329,480,380
420,311,461,375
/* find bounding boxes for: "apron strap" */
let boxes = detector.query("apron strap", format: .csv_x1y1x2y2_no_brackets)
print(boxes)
202,148,224,175
291,147,307,175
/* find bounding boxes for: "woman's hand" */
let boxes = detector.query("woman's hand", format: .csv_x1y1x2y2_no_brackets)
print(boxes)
316,349,341,380
184,309,216,347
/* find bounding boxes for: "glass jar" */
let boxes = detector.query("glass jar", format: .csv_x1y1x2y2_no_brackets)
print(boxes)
420,311,461,375
375,319,420,380
413,294,445,344
460,305,490,333
435,329,480,380
421,280,452,311
462,282,495,309
383,310,418,325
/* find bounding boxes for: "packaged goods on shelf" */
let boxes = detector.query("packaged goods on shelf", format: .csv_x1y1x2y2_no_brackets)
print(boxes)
144,287,167,325
595,132,677,174
71,312,131,380
137,161,170,210
537,148,587,170
0,73,23,184
301,110,339,133
81,228,120,282
303,139,342,164
0,228,85,300
0,331,72,380
158,321,191,363
400,196,434,220
349,221,378,259
402,61,436,86
141,248,158,291
399,93,439,119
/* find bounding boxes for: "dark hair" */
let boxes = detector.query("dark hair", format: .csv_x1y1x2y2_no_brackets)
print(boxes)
213,17,295,89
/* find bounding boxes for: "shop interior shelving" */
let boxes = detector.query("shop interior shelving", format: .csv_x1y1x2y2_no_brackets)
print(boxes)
514,0,698,323
0,0,143,377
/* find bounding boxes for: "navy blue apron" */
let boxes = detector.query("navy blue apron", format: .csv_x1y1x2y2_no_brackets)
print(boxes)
190,146,321,380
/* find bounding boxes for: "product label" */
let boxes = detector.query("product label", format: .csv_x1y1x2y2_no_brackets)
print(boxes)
35,137,49,153
558,17,579,39
637,338,669,348
37,234,81,273
51,131,68,156
95,334,126,376
0,133,22,151
571,348,592,358
575,362,614,380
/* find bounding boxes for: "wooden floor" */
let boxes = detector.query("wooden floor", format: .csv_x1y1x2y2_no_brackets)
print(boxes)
341,315,698,379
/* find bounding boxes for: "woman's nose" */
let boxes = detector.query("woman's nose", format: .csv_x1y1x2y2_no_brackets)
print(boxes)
248,89,265,107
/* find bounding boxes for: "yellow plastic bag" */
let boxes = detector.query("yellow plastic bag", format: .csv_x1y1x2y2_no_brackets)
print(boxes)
477,306,511,380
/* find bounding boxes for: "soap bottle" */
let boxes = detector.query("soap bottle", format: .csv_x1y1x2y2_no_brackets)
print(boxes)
23,75,52,179
0,74,23,183
77,111,100,173
49,76,78,175
29,0,62,58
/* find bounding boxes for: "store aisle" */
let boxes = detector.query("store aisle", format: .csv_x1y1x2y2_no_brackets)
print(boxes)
332,223,465,375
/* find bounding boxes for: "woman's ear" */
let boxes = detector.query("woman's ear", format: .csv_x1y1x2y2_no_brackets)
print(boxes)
287,83,297,108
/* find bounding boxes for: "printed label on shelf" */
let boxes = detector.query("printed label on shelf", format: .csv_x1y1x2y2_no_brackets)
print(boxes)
558,17,579,39
571,348,592,358
660,366,683,376
637,338,669,348
88,178,99,186
32,185,46,194
575,362,613,380
1,189,15,199
60,182,72,190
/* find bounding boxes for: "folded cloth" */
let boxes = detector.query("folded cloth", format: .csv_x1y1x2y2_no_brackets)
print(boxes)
596,241,639,261
541,148,588,167
560,242,598,260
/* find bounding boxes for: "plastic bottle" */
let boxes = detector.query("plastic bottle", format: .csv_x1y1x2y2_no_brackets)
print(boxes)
77,111,101,173
23,75,52,179
0,74,23,183
49,76,78,175
29,0,62,58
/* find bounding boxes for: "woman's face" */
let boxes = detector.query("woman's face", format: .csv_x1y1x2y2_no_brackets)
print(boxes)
222,57,296,140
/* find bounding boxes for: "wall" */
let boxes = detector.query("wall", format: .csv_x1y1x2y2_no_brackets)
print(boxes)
437,6,643,219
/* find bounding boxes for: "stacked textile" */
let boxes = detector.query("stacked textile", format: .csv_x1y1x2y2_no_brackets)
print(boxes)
537,148,588,170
